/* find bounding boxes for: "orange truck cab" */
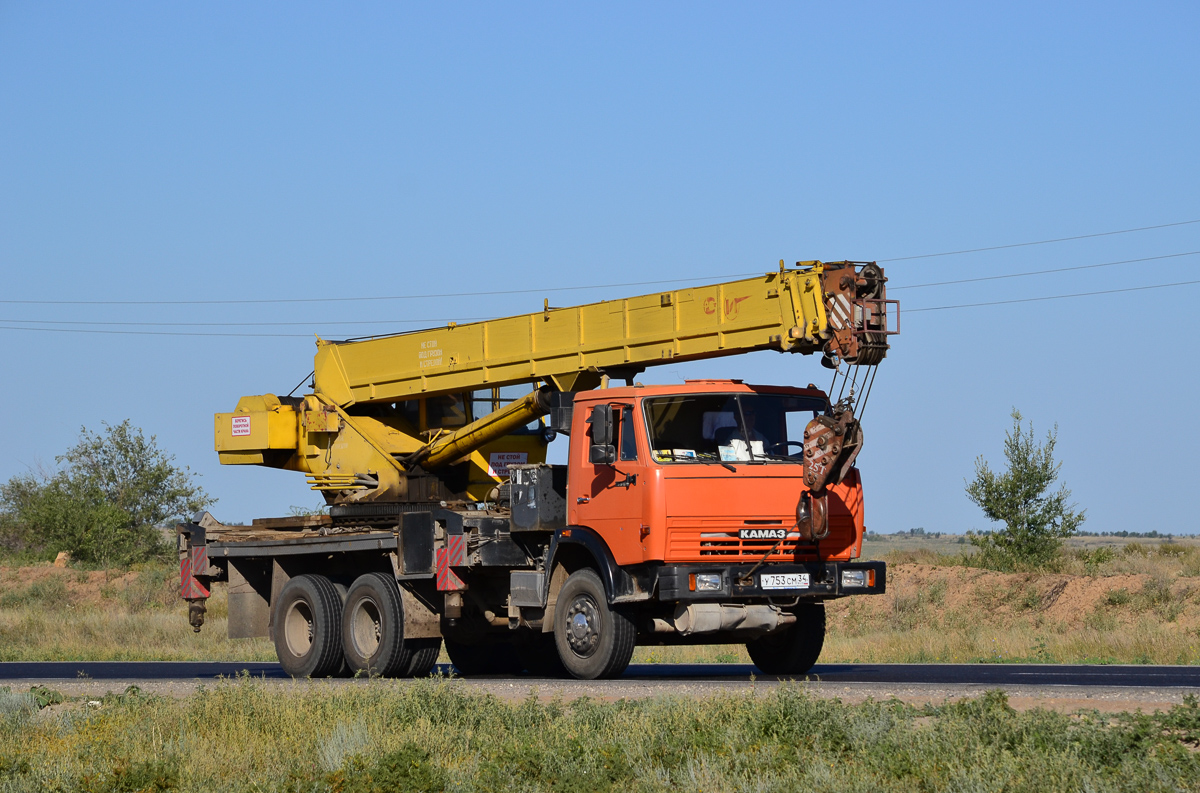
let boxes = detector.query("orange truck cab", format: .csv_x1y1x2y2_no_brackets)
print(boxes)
508,378,885,678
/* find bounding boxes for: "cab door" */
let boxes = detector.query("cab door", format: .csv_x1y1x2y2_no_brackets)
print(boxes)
572,403,646,564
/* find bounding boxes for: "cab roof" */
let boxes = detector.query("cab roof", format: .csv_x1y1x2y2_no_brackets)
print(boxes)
570,379,828,403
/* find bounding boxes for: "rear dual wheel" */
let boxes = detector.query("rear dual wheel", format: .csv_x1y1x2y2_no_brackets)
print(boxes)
342,572,440,678
273,572,440,678
274,575,345,678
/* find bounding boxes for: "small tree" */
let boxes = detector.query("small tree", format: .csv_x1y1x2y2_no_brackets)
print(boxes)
966,409,1085,570
58,420,210,531
0,421,213,566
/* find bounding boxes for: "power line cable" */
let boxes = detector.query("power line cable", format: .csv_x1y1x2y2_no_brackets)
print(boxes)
0,272,762,307
0,315,496,328
4,216,1197,307
891,250,1200,291
906,279,1200,313
3,280,1199,335
5,249,1196,328
0,325,311,338
881,218,1200,262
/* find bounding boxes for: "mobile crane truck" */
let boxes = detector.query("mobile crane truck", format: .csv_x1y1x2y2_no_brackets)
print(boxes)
181,261,898,679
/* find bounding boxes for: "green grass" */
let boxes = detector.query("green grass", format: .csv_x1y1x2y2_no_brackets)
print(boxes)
1,680,1199,792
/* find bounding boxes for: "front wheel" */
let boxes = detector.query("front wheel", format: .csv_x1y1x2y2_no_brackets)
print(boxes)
746,602,826,676
553,568,636,680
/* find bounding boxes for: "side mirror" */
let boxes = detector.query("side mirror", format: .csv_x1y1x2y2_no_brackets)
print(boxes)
587,405,616,465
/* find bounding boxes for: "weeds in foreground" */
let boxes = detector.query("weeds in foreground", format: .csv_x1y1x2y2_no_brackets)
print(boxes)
2,681,1199,792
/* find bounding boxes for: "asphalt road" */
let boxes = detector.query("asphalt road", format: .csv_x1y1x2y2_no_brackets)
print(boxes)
2,661,1198,687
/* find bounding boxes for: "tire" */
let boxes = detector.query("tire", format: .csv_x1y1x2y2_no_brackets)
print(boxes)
746,603,826,676
444,637,524,676
404,639,442,677
273,574,345,678
515,632,567,678
331,583,353,677
341,572,413,677
553,568,636,680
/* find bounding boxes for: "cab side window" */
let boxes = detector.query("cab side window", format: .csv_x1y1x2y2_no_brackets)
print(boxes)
619,406,638,461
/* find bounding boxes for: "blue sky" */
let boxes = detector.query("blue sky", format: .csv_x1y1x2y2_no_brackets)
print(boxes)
1,2,1197,533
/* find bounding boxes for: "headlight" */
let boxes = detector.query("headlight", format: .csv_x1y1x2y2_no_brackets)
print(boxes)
841,570,866,588
690,573,722,591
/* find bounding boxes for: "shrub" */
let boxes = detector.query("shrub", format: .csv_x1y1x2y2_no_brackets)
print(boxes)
27,685,64,708
1077,547,1116,575
81,758,180,793
0,689,37,723
1017,586,1042,611
0,421,212,567
1134,577,1180,620
336,743,448,793
1105,588,1132,606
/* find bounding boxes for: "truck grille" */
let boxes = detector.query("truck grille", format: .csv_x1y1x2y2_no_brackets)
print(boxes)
664,516,855,561
666,528,808,560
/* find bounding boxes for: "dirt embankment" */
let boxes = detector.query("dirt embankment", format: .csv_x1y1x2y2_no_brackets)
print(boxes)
0,563,176,610
829,563,1199,633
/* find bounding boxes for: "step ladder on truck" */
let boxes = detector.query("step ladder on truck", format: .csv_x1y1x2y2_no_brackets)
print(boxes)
180,260,899,679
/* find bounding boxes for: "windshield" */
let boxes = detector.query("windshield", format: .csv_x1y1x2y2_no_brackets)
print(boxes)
642,393,827,464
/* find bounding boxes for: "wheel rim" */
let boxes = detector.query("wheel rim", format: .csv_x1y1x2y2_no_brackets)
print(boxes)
283,599,314,657
350,596,383,660
564,594,601,657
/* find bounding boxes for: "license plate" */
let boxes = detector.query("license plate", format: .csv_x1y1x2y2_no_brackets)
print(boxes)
760,573,809,590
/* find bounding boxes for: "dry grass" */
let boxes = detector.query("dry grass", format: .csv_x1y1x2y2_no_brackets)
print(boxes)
0,564,273,662
5,537,1200,666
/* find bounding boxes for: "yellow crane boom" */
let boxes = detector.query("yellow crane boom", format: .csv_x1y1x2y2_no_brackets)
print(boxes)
313,261,886,405
214,261,895,504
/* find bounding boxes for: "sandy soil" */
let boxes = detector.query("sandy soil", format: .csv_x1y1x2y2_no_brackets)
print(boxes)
0,564,154,607
828,562,1199,631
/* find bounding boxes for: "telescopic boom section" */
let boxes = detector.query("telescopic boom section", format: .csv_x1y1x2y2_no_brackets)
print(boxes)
411,388,553,470
214,261,895,503
311,261,893,407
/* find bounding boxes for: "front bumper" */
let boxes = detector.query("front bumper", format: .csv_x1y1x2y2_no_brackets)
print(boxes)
656,560,886,602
